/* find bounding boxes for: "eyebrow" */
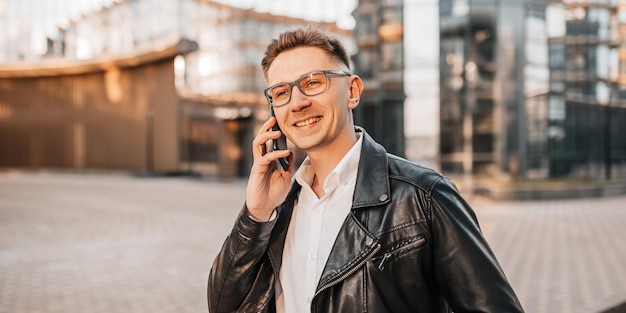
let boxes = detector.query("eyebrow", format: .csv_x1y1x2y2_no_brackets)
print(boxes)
268,69,325,86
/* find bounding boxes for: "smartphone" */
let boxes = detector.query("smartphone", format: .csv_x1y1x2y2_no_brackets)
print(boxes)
269,106,290,171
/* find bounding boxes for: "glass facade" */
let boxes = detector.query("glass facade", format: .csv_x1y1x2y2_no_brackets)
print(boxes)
0,0,122,62
547,1,626,180
0,0,355,177
440,0,626,181
403,0,439,166
2,0,355,98
353,0,406,157
5,0,624,181
43,0,354,100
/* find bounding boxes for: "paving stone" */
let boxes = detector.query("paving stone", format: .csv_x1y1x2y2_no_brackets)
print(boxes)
472,196,626,313
0,172,624,313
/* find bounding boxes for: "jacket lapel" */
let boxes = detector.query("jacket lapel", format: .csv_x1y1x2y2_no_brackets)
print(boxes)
315,128,391,292
351,127,391,209
316,212,379,291
267,183,301,279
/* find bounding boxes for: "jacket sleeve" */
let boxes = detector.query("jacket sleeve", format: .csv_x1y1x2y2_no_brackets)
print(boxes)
429,177,525,313
207,205,277,313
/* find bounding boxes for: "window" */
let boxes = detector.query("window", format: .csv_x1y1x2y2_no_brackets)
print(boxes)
356,50,376,79
381,41,403,71
549,42,565,70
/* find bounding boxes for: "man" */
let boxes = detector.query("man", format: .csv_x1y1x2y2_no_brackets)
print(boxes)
208,28,524,313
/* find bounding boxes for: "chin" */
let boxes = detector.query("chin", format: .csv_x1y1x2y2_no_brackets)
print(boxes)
293,137,323,152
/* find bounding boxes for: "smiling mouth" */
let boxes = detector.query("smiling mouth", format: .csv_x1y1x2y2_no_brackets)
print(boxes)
295,117,322,127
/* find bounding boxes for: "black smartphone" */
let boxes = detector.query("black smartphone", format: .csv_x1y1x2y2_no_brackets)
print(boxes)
269,106,290,171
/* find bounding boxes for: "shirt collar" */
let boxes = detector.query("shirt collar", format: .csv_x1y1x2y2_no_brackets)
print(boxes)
295,132,363,195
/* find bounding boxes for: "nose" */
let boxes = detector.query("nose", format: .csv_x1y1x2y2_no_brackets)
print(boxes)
289,85,311,112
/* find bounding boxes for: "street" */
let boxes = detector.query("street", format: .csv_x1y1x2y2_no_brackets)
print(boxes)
0,172,625,313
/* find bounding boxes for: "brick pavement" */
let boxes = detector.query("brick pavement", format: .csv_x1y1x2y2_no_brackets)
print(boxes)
0,172,625,313
472,195,626,313
0,172,244,313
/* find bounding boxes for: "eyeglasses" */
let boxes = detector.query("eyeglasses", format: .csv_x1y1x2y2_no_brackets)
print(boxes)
264,70,351,107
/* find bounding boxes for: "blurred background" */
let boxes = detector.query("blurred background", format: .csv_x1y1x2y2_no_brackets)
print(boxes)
1,2,626,313
1,0,626,198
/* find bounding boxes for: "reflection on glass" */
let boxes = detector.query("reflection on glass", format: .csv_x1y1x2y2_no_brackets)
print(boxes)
452,0,469,17
438,0,626,180
546,4,565,38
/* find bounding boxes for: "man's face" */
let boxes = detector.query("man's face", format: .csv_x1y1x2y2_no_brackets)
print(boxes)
266,47,360,154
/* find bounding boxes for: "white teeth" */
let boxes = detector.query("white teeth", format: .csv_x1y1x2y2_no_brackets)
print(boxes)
295,117,322,127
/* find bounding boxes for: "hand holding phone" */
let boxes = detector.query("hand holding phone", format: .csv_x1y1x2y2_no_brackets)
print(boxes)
246,112,293,221
269,106,290,171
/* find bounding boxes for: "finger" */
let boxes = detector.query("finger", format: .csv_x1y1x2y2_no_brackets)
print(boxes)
256,116,277,136
252,130,282,158
253,117,283,157
257,149,291,167
251,152,290,178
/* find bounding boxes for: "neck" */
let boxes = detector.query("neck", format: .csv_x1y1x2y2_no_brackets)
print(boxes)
306,131,358,197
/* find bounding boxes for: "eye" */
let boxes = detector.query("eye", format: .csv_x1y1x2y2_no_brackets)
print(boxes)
302,75,325,91
271,85,290,100
306,80,321,87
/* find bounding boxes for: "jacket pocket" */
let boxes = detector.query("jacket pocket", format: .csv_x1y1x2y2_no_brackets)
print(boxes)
372,236,426,270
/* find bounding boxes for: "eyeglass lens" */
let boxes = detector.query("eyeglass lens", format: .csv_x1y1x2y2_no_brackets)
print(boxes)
268,72,328,106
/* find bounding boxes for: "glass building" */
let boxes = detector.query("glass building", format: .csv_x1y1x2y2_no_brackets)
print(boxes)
440,0,626,182
353,0,406,157
54,0,354,97
0,0,354,177
403,0,440,167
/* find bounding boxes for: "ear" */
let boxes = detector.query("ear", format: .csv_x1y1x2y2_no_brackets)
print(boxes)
348,75,363,110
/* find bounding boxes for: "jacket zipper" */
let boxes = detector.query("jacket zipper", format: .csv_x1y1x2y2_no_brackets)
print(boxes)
312,243,382,305
377,236,425,270
377,252,391,270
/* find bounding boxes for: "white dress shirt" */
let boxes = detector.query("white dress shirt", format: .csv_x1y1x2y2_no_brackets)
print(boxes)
275,133,363,313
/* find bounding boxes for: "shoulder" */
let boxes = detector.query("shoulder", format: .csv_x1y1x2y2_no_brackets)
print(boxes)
386,153,449,195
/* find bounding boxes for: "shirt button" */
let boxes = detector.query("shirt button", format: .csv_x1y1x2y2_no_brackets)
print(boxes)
307,297,312,303
309,253,316,260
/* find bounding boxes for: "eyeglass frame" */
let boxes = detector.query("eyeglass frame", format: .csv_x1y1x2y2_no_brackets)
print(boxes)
263,70,352,108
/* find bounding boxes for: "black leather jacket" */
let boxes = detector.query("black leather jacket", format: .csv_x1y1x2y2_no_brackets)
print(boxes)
208,129,524,313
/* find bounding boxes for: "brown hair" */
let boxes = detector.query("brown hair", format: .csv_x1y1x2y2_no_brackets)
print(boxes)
261,27,351,80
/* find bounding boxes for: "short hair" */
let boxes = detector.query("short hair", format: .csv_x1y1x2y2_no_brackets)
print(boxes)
261,27,351,81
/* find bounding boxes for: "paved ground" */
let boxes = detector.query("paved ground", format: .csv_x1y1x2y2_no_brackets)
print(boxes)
0,172,625,313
